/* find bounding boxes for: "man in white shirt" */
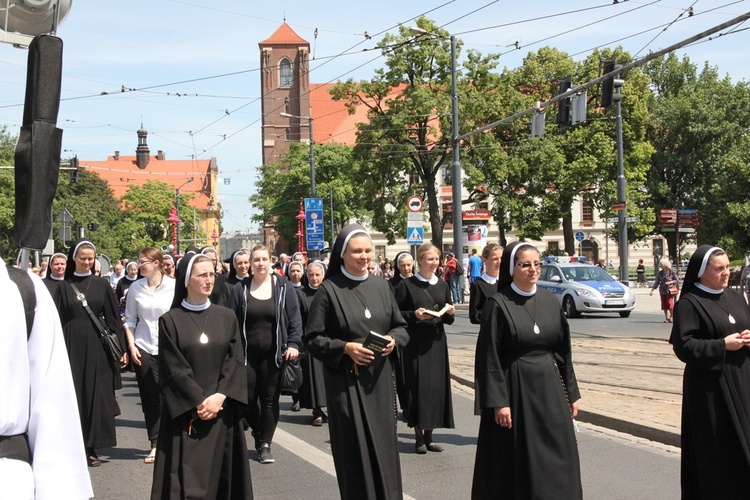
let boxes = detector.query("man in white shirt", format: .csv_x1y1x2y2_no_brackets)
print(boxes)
0,259,93,499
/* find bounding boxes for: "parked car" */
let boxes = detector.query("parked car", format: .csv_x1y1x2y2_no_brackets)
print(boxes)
538,259,636,318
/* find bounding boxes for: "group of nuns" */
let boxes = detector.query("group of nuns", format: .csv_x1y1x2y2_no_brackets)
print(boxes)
47,229,748,500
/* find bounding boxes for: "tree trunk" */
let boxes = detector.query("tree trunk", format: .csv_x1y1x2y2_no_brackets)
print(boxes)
425,173,443,251
562,212,575,256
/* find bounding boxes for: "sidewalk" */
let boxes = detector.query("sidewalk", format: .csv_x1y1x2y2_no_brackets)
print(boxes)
449,286,683,447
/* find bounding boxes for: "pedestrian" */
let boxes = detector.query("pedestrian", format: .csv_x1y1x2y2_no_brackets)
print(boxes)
43,251,67,299
200,246,228,305
395,243,455,454
162,254,175,278
650,258,679,323
305,224,408,499
116,261,139,301
443,252,462,305
367,259,382,276
468,248,483,283
56,238,128,467
220,249,250,304
225,245,302,464
110,263,124,289
669,245,750,498
740,256,750,304
389,251,414,292
636,258,646,288
472,241,582,499
468,243,503,325
151,253,253,499
286,260,306,412
293,261,329,425
1,259,94,499
123,247,175,464
381,260,394,279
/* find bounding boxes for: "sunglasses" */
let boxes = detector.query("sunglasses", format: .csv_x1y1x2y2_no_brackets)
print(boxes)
516,261,542,270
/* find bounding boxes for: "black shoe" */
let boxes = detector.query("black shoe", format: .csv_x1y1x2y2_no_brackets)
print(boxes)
258,444,275,464
415,441,427,454
291,401,301,412
426,442,444,452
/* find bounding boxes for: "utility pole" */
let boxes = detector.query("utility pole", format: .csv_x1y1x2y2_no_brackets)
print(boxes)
613,75,628,284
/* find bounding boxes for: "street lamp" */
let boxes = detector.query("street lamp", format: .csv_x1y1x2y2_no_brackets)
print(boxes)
280,112,315,198
174,177,193,255
409,27,462,259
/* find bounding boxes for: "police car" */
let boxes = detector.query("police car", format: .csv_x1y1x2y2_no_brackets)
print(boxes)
537,258,636,318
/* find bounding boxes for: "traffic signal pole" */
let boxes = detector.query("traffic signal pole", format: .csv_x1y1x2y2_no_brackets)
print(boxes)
614,85,628,284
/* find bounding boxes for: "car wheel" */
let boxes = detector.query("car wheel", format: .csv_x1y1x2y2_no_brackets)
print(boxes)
563,296,581,318
619,311,631,318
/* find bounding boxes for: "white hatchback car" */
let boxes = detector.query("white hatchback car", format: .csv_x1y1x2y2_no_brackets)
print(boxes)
537,260,636,318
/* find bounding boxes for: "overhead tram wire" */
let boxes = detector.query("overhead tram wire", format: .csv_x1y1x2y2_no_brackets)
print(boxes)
456,11,750,144
634,0,702,57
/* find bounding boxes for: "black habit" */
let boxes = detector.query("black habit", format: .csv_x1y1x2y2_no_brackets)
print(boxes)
670,287,750,498
295,285,327,409
56,273,123,449
472,286,582,500
151,304,252,499
305,273,408,500
395,276,455,430
469,277,499,325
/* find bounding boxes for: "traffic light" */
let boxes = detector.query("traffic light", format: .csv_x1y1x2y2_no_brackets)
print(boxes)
601,57,623,109
69,156,79,183
87,222,98,231
555,77,572,127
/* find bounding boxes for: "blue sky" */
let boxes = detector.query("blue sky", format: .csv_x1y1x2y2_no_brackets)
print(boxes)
1,0,748,233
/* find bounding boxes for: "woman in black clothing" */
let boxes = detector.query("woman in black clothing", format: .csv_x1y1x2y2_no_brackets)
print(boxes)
116,261,139,301
56,238,127,467
395,243,455,453
670,245,750,498
225,245,302,464
468,243,503,325
294,261,328,425
220,249,250,304
389,251,414,292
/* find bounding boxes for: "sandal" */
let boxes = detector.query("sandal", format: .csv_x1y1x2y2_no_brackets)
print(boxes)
312,416,323,427
87,455,101,467
144,448,156,464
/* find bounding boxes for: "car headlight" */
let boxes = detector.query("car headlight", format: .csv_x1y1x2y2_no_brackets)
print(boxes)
574,288,595,298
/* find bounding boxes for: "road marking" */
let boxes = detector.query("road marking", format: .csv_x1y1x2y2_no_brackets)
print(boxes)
274,428,417,500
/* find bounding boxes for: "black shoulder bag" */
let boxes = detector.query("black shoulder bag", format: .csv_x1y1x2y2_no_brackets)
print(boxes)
70,282,124,363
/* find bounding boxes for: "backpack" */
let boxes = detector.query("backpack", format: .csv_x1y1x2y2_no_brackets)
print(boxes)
454,259,464,275
6,264,36,339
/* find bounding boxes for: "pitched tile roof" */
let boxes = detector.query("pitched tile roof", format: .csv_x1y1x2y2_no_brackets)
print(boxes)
259,23,309,46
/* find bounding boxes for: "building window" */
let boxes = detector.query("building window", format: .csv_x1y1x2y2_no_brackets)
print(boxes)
582,199,594,227
285,129,291,141
279,58,292,88
442,197,453,220
408,173,420,187
547,241,560,256
374,244,386,261
284,98,290,114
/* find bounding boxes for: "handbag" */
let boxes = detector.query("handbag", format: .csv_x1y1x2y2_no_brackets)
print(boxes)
280,356,304,394
70,282,124,363
668,284,679,295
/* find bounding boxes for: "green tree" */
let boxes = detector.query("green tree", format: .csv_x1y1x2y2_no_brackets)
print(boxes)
330,17,456,248
251,142,362,252
645,54,750,259
0,126,16,259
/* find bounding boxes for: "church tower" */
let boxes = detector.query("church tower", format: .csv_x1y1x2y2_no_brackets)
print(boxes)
259,23,311,166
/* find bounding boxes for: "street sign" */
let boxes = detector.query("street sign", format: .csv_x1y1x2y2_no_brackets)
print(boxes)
407,195,423,213
606,217,618,223
407,211,422,222
304,197,325,251
625,217,639,223
58,208,73,224
611,201,626,211
574,231,585,242
407,227,424,245
678,227,696,233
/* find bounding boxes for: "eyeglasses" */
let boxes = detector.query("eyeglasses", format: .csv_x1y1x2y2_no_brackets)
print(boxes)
516,261,542,270
138,260,154,266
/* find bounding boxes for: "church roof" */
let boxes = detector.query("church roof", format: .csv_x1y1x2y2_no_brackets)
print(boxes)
259,22,309,46
81,155,214,210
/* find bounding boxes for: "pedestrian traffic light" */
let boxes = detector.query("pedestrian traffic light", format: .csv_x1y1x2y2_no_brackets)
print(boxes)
601,57,623,109
555,77,572,127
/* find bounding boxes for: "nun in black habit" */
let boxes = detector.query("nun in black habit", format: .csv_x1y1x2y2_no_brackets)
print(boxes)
305,224,409,500
151,253,252,499
472,241,582,500
55,238,126,467
43,251,67,301
219,248,250,305
670,245,750,498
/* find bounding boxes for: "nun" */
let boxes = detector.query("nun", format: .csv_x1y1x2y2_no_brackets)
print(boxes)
43,251,67,300
162,254,175,278
468,243,503,325
305,224,409,499
219,249,250,305
116,261,139,302
294,261,329,424
200,246,228,305
472,241,582,499
151,253,252,499
56,238,126,467
670,245,750,498
388,251,414,293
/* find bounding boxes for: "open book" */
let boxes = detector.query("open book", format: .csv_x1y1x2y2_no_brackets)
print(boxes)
422,303,452,318
363,330,391,353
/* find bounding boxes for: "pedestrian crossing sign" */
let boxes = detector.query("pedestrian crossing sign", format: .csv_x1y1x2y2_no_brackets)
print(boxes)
407,227,424,244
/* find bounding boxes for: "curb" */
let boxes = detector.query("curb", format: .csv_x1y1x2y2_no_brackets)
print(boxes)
449,372,681,448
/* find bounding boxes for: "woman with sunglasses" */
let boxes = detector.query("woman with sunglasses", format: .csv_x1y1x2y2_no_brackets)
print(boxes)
472,241,582,499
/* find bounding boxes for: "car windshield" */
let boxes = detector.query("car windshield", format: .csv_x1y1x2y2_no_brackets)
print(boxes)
559,266,616,282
